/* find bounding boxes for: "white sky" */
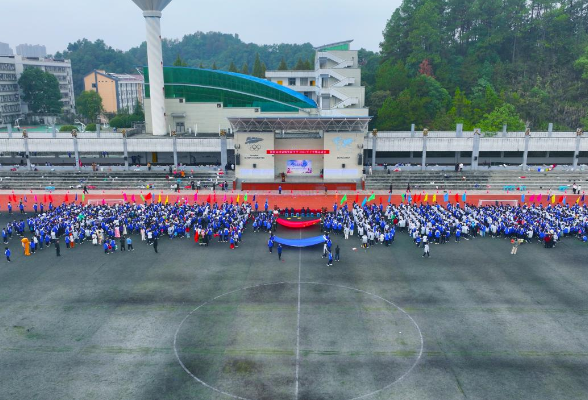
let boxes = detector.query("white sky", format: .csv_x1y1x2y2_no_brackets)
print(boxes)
2,0,401,54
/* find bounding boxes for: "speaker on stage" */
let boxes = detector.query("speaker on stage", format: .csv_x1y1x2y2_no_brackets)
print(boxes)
253,163,257,168
342,163,346,168
235,154,240,165
357,154,362,165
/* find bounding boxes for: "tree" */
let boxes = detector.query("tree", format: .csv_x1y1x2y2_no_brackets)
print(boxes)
18,68,63,115
375,60,410,96
228,61,239,72
294,58,306,70
575,46,588,79
252,53,264,78
241,63,249,75
198,62,204,68
173,54,188,67
418,59,434,77
211,62,218,70
76,91,104,122
261,62,267,78
278,57,289,70
132,99,144,119
479,103,525,134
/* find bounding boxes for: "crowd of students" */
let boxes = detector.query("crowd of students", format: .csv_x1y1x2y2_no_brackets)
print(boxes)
3,199,588,262
317,201,588,257
2,201,252,260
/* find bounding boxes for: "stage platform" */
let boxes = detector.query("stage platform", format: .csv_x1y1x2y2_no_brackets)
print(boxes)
241,181,358,191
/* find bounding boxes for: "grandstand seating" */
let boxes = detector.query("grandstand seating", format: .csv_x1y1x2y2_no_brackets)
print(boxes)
0,170,235,191
365,170,587,191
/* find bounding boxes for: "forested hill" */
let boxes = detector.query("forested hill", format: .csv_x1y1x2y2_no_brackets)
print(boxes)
372,0,588,131
55,32,316,95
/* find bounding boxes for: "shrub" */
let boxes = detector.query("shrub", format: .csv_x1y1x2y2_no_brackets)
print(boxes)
85,123,97,132
59,125,77,132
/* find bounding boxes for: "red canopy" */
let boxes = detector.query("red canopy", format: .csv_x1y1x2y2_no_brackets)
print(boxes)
277,218,320,228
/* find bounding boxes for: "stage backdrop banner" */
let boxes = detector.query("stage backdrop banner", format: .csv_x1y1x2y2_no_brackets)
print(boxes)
286,160,312,175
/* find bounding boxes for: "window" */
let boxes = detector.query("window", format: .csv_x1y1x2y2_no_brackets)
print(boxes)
288,78,296,86
300,78,308,86
176,122,185,133
310,80,315,86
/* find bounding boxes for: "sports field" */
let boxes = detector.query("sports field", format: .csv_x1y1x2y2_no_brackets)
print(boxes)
1,213,587,400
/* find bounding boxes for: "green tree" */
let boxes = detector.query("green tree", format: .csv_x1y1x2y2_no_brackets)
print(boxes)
211,62,218,70
75,90,104,122
375,60,410,96
294,58,306,70
173,54,188,67
575,46,588,79
18,68,63,115
241,63,249,75
228,61,239,72
278,57,289,70
198,62,204,68
479,103,526,134
252,53,264,78
261,62,267,78
132,100,144,119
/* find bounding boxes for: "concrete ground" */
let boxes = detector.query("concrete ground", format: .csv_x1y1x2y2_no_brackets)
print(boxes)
0,214,587,400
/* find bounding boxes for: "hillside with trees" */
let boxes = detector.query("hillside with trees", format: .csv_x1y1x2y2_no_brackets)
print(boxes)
372,0,588,131
55,32,316,95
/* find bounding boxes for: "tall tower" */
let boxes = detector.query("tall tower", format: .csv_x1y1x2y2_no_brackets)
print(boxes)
131,0,172,136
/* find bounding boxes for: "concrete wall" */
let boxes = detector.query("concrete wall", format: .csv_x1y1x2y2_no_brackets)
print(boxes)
145,99,316,135
84,73,118,114
323,131,363,180
234,132,275,180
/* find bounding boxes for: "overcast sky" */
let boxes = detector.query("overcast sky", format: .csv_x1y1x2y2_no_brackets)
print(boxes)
2,0,401,54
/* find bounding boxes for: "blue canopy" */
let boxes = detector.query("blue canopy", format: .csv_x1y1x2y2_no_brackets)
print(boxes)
273,235,325,248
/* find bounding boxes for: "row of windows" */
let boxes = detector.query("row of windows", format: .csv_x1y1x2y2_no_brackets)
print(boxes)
1,104,20,113
277,78,315,87
0,63,16,71
0,73,17,81
0,84,18,92
0,93,19,103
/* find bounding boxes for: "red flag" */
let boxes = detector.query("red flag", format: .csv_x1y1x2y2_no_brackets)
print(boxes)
48,194,53,203
355,192,359,203
64,193,69,202
123,193,128,202
131,194,136,203
558,195,564,203
145,192,152,201
455,193,459,202
194,192,198,202
379,196,382,204
176,195,180,203
213,193,217,203
529,194,535,202
206,194,211,203
43,194,47,203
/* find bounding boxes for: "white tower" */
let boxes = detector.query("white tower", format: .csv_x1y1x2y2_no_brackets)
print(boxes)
131,0,172,136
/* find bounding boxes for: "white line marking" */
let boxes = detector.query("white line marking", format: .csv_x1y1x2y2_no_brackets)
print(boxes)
295,230,302,399
173,281,424,400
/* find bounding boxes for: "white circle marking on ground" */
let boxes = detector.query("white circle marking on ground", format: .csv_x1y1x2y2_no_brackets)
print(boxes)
173,281,424,400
